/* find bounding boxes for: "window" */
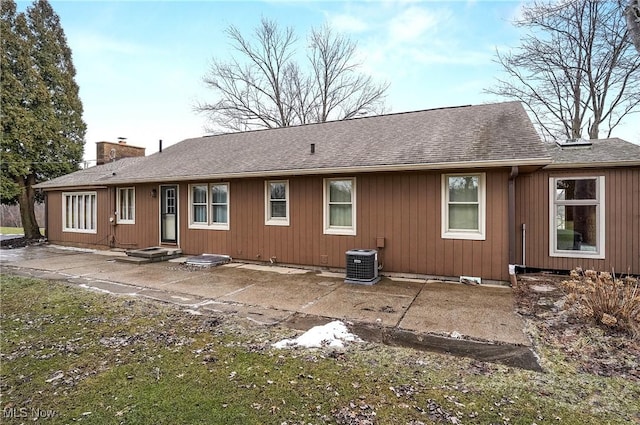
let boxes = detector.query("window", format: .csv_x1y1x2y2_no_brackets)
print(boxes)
117,187,135,224
441,173,486,240
549,176,605,258
191,184,208,224
189,183,229,230
63,192,97,233
211,184,228,227
323,178,356,235
265,180,289,226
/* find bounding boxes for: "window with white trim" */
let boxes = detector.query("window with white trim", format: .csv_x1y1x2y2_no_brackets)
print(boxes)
441,173,486,240
549,176,605,258
63,192,97,233
117,187,135,224
265,180,289,226
189,183,229,230
323,178,356,235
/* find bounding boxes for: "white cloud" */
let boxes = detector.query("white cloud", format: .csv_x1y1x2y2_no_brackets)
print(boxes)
328,13,369,33
316,0,514,114
387,6,442,42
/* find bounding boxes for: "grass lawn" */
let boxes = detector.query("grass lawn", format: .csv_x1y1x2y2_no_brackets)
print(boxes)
1,274,638,424
0,227,24,235
0,227,45,235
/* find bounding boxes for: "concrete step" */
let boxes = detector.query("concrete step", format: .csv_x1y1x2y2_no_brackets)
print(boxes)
124,246,182,262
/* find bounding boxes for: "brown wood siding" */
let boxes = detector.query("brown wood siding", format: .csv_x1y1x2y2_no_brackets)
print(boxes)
112,183,159,249
173,170,510,281
516,166,640,274
45,169,512,281
45,185,160,250
45,189,112,248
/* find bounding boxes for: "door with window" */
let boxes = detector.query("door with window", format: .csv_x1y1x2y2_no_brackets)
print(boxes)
160,185,178,244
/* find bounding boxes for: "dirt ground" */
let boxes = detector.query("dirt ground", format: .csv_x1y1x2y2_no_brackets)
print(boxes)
0,237,45,249
514,273,639,382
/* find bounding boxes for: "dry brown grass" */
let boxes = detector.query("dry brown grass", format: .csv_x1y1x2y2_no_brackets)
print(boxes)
563,269,640,338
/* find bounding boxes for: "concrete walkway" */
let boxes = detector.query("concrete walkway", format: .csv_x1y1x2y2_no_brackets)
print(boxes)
0,245,539,370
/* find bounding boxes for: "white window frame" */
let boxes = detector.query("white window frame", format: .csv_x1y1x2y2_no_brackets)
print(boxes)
441,173,486,240
323,177,356,236
188,182,229,230
62,191,97,234
116,187,135,224
549,176,605,259
190,184,209,226
265,180,290,226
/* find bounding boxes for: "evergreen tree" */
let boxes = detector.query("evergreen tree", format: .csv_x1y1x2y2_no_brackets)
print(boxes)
27,0,85,171
1,0,85,239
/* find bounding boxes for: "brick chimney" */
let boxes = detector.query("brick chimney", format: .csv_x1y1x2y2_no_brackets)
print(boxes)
96,139,145,165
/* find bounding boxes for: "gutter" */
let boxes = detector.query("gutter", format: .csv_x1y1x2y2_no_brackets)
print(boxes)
35,157,553,190
544,160,640,169
34,185,108,192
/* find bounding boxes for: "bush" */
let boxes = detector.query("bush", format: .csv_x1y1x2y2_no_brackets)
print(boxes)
562,269,639,338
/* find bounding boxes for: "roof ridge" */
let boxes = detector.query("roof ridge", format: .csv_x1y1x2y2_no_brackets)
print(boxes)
198,101,520,140
36,100,551,190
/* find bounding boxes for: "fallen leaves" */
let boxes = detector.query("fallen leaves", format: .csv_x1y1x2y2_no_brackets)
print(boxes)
516,274,640,381
333,400,377,425
3,274,639,424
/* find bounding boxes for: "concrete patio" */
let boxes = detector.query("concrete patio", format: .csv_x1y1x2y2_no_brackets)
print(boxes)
0,244,539,370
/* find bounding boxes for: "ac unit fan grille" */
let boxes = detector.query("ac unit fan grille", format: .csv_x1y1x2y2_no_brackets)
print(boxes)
345,249,380,285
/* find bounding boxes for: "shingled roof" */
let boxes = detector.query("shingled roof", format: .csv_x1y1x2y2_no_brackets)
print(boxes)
37,101,551,189
545,138,640,168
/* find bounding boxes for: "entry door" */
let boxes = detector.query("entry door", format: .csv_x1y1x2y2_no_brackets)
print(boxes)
160,185,178,244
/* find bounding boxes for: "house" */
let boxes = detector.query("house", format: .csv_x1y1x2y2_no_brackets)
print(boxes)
517,137,640,276
34,101,640,283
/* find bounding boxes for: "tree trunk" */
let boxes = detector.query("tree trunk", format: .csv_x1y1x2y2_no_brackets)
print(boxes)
588,120,600,139
17,174,42,239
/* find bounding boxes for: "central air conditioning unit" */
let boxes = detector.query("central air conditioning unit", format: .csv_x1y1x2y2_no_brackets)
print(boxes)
345,249,380,285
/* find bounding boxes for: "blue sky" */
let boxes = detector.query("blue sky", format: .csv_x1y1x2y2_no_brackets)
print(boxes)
16,0,640,160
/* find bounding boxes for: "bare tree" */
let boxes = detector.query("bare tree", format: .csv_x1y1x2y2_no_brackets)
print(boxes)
307,25,388,122
487,0,640,141
197,18,388,133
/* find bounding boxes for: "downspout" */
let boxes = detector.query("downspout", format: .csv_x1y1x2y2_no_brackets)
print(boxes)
43,191,48,240
109,186,116,247
508,166,519,288
521,223,526,268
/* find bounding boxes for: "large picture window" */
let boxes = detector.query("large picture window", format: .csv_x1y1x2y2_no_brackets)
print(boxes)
265,180,289,226
550,176,605,258
63,192,97,233
117,187,135,224
323,178,356,235
189,183,229,230
441,173,486,240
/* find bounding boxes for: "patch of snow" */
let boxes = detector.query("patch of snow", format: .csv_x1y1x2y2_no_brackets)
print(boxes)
272,320,362,349
238,263,309,275
317,271,345,279
194,300,222,307
450,331,462,339
78,283,137,296
78,283,116,295
48,244,96,253
170,295,192,301
45,371,64,383
183,309,202,315
530,284,557,293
